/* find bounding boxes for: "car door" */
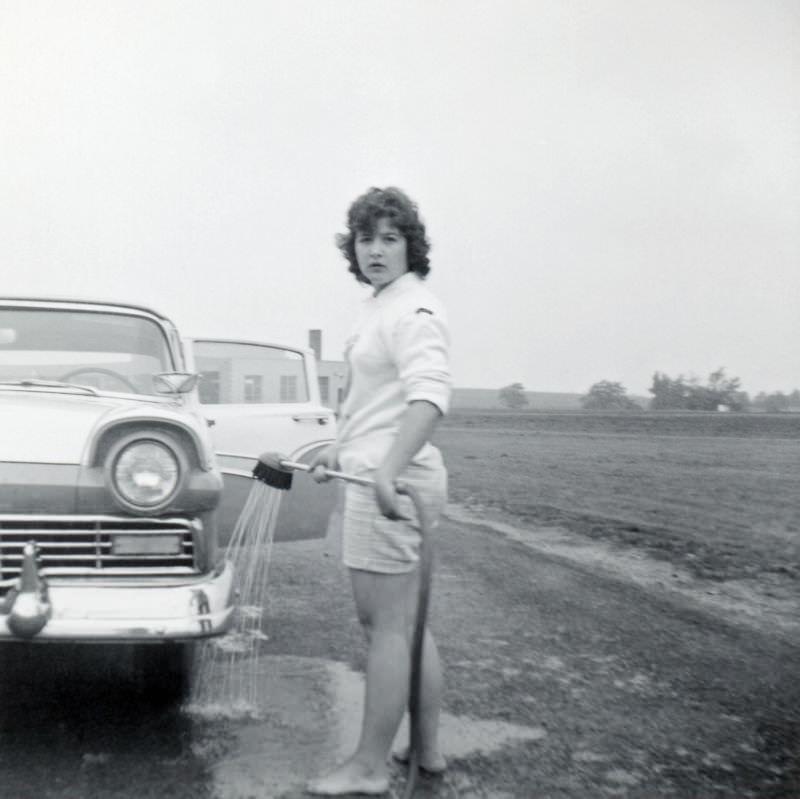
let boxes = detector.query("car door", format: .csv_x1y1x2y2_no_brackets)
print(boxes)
184,338,338,545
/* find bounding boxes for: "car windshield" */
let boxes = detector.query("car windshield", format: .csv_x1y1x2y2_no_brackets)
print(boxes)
0,308,174,395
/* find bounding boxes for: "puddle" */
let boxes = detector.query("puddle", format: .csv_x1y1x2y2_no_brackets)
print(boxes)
184,654,547,798
326,657,547,762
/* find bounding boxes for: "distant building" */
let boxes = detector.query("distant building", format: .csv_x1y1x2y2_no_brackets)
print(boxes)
309,329,347,410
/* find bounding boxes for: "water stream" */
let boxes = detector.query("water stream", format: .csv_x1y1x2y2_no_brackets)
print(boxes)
187,480,283,718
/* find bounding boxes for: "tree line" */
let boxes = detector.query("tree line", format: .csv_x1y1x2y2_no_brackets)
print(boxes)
497,370,799,412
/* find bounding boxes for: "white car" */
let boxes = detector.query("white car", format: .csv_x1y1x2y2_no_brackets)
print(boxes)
0,298,336,695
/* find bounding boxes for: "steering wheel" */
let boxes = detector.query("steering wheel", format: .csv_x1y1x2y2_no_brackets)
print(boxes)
59,367,140,393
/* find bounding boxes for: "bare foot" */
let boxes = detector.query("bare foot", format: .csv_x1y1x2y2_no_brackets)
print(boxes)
306,760,390,796
391,745,447,774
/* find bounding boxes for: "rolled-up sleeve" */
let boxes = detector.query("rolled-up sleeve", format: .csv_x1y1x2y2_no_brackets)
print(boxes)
391,309,452,415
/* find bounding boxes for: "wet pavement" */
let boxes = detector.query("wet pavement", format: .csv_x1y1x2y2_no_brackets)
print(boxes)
0,639,543,799
187,651,546,798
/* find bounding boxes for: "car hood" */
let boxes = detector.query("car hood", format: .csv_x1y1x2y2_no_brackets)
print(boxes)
0,389,179,464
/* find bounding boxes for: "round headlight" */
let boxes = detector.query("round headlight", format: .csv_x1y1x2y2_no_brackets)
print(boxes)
112,440,180,507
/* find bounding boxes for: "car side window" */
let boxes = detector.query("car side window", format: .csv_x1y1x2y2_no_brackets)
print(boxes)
192,341,309,405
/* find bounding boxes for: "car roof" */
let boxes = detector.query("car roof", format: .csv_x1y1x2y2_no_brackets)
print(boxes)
187,335,314,358
0,297,173,323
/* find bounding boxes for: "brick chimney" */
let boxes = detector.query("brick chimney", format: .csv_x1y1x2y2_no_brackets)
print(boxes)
308,329,322,360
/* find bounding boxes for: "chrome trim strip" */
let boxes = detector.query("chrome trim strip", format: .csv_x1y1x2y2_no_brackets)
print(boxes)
0,514,198,526
0,541,105,549
221,467,255,479
0,555,194,563
0,566,195,578
0,534,191,542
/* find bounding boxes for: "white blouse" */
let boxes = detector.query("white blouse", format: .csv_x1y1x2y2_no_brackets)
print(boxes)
336,272,452,475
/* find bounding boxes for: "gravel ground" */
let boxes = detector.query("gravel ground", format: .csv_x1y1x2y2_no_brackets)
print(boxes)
0,507,798,798
260,504,800,799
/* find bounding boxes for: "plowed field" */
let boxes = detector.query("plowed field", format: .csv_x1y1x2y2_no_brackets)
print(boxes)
434,410,800,583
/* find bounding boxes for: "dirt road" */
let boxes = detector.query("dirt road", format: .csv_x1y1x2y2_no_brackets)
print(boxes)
1,504,797,799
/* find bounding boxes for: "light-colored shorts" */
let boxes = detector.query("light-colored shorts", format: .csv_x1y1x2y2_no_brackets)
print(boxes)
338,465,447,574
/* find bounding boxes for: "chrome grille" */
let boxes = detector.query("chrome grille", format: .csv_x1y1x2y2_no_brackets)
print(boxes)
0,515,197,592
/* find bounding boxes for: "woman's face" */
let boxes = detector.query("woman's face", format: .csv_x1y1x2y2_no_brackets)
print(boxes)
354,217,409,292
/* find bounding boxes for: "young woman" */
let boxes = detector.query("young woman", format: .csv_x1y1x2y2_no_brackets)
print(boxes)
307,187,451,795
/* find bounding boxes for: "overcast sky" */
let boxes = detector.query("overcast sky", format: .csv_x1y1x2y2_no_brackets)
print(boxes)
2,0,798,396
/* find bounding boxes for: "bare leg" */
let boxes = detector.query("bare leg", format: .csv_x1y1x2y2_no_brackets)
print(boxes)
306,567,443,794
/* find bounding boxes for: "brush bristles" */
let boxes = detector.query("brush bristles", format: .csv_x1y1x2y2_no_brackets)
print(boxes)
252,458,293,490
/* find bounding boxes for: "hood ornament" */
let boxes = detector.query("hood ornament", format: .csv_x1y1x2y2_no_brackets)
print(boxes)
6,542,51,638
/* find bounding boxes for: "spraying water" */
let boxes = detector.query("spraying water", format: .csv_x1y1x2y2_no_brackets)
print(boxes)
186,480,283,718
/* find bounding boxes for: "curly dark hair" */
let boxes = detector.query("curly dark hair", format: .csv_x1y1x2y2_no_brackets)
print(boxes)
336,186,431,285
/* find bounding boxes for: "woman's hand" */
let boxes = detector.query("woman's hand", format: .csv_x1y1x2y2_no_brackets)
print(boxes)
372,400,441,520
374,467,409,521
308,445,339,483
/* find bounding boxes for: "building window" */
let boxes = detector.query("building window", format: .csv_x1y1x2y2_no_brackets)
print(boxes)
280,375,298,402
198,371,220,404
318,376,330,403
244,375,263,403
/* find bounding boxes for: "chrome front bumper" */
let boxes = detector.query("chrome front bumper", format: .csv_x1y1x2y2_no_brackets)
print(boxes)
0,561,236,642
